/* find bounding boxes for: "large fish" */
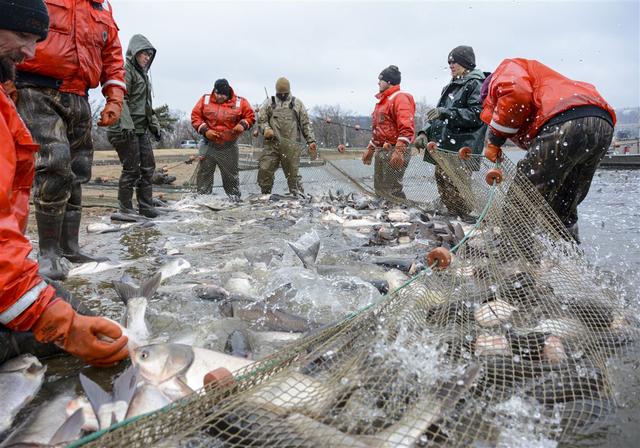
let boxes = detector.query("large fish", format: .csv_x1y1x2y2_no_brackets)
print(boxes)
111,272,163,348
0,355,46,434
67,260,134,277
131,343,254,399
0,392,83,447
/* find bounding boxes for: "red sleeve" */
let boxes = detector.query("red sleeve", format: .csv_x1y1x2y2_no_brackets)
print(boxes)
99,4,127,95
191,96,206,133
0,97,55,331
486,62,533,138
240,98,255,128
394,93,416,145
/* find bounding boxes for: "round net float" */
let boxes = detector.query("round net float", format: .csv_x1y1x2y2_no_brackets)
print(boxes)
486,168,503,185
426,141,438,153
427,247,452,270
204,367,235,389
458,146,472,160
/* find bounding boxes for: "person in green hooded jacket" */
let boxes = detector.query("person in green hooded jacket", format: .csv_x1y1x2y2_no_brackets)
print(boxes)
107,34,161,218
415,46,486,221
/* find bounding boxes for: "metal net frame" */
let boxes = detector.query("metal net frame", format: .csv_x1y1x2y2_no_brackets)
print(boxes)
77,145,639,447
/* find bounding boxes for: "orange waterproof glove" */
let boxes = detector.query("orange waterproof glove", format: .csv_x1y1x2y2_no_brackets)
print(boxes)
97,86,124,127
32,300,129,367
205,129,221,141
232,123,245,134
484,143,503,163
389,141,407,170
3,80,18,103
362,141,376,165
264,128,275,139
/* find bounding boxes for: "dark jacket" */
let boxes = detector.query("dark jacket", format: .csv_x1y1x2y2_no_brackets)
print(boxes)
108,34,159,135
422,69,486,163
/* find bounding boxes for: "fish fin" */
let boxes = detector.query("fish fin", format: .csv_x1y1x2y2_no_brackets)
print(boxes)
264,283,293,305
454,223,466,242
288,240,320,270
111,281,139,305
112,365,139,407
79,373,113,429
49,408,85,445
140,272,163,299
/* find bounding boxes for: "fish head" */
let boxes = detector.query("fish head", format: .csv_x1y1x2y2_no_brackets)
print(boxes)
131,343,194,386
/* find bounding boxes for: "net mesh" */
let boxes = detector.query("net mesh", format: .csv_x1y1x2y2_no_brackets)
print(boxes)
81,144,638,447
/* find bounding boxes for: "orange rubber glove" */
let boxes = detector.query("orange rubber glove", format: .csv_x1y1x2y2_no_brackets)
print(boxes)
389,141,407,170
32,300,129,367
362,141,376,165
205,129,221,141
264,128,275,139
3,80,17,103
484,143,503,163
97,86,124,127
232,123,244,134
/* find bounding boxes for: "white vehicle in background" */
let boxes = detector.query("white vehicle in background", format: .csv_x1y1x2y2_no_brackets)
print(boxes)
179,140,198,149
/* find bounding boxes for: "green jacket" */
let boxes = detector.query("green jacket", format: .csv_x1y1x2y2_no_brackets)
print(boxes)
258,95,316,145
108,34,159,135
422,69,486,162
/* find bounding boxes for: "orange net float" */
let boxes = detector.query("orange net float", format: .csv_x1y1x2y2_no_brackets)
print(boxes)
486,168,503,185
426,247,452,270
458,146,472,160
337,144,345,153
426,141,438,153
204,367,235,389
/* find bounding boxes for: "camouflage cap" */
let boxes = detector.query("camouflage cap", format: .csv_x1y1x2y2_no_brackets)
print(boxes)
275,77,290,94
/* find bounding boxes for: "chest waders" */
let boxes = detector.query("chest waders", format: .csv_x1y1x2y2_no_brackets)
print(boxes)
257,97,303,194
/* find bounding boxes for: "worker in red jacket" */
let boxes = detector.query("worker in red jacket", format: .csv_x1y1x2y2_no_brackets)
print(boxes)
0,0,128,366
362,65,416,200
14,0,127,280
191,79,255,199
481,59,616,242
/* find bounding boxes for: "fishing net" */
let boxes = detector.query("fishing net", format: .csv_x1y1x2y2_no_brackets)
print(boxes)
80,143,639,447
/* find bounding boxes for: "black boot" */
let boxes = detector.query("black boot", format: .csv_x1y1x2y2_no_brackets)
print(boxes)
137,185,159,218
35,210,70,281
61,207,109,263
118,169,138,214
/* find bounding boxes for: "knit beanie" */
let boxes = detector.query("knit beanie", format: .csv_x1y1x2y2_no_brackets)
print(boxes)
448,45,476,70
0,0,49,42
213,78,231,97
275,77,290,94
378,65,401,85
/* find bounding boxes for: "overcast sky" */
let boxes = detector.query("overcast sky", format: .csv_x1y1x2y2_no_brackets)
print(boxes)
102,0,639,117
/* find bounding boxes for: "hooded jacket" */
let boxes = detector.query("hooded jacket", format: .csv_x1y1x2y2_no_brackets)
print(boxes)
0,85,56,332
108,34,159,135
480,58,616,149
423,69,486,161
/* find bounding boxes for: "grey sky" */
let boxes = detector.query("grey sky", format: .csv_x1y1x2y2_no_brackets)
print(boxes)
104,0,639,117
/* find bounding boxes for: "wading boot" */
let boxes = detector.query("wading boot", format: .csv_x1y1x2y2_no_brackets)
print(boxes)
61,206,108,263
35,210,70,281
137,185,159,218
118,169,138,214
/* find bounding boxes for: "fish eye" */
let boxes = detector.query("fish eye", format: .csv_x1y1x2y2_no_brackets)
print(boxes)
141,351,149,359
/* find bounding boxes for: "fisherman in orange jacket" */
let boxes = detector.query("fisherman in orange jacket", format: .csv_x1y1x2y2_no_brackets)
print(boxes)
14,0,127,280
480,58,616,241
191,79,255,199
363,65,416,200
0,0,128,366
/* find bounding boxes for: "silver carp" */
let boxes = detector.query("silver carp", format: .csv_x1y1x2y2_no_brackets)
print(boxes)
0,355,46,434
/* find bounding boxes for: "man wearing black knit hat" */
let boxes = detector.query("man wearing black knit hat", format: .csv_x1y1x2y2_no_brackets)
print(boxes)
414,45,486,221
191,78,255,199
362,65,416,200
0,0,129,367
